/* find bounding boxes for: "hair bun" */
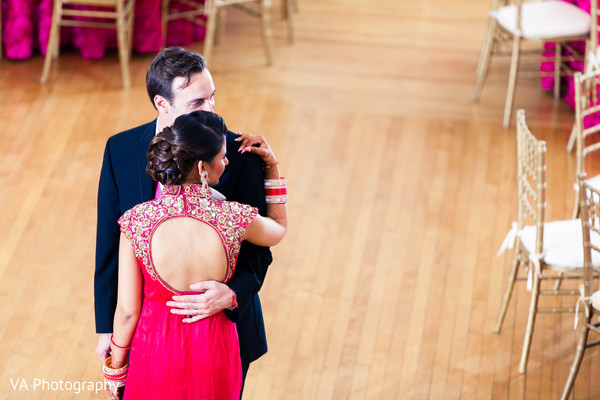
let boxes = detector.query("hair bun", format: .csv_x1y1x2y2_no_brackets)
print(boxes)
146,112,227,186
147,133,181,185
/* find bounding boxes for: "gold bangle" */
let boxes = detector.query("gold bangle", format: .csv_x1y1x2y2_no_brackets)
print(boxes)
103,356,128,376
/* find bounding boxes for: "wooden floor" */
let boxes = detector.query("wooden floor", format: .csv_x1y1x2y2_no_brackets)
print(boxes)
1,0,599,399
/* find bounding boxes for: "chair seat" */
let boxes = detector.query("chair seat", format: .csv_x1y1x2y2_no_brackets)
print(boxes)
590,290,600,311
587,174,600,191
520,219,600,269
573,173,600,193
491,1,590,40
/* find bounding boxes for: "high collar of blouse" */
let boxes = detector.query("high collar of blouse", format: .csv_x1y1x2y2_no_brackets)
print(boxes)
162,184,212,199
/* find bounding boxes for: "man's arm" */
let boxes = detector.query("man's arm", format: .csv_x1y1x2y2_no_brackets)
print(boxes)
225,241,272,321
94,141,121,358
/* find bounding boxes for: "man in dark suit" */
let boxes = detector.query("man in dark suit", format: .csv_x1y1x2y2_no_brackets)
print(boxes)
94,47,272,389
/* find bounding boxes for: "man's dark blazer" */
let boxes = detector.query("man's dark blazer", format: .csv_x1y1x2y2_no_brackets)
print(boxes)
94,119,273,366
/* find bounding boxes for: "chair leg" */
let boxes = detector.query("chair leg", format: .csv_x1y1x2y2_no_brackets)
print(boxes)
259,0,273,65
51,6,61,60
214,8,226,46
503,36,521,129
116,9,131,89
553,273,563,291
284,0,295,43
162,0,170,47
203,2,219,64
41,4,61,85
473,19,496,102
127,6,135,51
554,42,562,99
566,122,577,153
495,250,521,333
560,315,591,400
572,188,580,220
519,268,540,374
0,7,2,61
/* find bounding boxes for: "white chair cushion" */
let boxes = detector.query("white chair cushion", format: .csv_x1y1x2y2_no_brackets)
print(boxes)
491,1,591,40
590,290,600,311
587,174,600,191
520,219,600,269
574,173,600,192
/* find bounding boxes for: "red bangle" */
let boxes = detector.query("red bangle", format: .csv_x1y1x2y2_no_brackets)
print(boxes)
104,371,128,381
265,187,287,196
110,334,131,350
231,294,238,309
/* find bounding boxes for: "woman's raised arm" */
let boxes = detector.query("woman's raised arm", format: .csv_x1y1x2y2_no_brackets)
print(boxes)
236,133,288,247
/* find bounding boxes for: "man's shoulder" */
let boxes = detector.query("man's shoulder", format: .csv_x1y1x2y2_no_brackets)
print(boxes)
224,130,261,167
107,120,156,148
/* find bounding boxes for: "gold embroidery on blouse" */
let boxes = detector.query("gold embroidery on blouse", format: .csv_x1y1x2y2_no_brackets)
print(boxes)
118,184,258,283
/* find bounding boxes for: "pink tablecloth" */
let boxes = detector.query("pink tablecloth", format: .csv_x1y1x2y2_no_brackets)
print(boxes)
541,0,596,109
0,0,206,60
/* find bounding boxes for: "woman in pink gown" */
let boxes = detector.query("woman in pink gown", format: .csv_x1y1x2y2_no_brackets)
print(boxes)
102,111,287,399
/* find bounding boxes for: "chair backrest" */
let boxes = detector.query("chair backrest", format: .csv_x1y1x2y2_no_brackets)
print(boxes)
516,109,546,255
578,174,600,297
574,69,600,176
57,0,134,30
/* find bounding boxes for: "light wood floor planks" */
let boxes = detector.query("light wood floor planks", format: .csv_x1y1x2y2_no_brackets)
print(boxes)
2,0,600,398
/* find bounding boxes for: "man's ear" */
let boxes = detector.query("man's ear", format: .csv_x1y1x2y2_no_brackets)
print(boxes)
154,95,169,113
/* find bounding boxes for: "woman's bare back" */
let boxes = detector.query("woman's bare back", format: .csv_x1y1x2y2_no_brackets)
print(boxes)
151,217,228,292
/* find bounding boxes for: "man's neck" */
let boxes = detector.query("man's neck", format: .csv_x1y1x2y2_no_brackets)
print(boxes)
156,115,166,133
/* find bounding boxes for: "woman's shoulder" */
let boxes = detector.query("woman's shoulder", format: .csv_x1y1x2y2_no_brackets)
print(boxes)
217,201,259,230
118,199,164,231
220,200,258,215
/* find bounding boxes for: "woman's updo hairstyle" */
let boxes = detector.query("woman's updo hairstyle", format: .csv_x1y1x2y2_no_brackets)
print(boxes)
147,111,227,185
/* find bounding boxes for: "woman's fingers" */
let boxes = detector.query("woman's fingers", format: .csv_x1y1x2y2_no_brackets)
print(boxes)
236,132,265,150
235,132,277,165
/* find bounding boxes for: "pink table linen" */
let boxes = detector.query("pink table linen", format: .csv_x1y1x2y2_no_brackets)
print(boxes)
0,0,206,60
540,0,595,109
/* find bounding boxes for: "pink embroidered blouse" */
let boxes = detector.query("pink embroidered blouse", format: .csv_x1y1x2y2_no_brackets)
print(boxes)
118,184,258,289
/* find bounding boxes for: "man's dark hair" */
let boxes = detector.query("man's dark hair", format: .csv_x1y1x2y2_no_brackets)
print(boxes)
146,47,207,109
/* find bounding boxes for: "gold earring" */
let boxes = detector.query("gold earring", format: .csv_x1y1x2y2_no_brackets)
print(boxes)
201,170,209,191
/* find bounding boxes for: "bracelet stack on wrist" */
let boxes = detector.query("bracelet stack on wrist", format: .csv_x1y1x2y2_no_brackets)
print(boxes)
265,178,288,204
103,356,127,400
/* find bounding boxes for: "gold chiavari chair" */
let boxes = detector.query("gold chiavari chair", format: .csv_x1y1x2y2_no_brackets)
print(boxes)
40,0,136,89
473,0,591,129
162,0,294,65
496,109,587,373
570,68,600,219
161,0,209,48
565,0,599,154
560,173,600,400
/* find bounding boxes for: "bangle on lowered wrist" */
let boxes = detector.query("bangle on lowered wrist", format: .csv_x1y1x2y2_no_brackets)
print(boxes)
110,334,131,350
104,356,128,377
227,294,238,311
